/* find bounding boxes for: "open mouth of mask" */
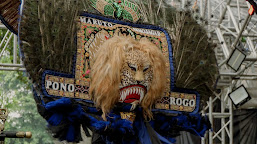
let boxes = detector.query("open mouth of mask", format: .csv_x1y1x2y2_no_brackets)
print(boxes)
119,85,147,103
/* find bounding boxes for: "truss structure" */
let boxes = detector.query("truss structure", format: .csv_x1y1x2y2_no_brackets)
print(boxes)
194,0,257,144
0,23,24,71
167,0,257,143
1,0,257,144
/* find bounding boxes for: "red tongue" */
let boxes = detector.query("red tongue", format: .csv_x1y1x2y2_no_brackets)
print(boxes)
123,93,140,103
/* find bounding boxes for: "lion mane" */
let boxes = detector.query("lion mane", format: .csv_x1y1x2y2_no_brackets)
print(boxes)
89,35,167,120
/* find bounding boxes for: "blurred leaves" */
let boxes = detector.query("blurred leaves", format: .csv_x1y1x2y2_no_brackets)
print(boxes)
0,70,54,144
0,27,54,143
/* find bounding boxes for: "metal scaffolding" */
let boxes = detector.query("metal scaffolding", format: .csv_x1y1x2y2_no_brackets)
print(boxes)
195,0,257,144
171,0,257,143
0,23,25,71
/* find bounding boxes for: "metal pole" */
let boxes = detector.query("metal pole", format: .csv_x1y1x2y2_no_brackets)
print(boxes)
229,99,233,144
213,120,231,139
207,0,211,34
0,67,26,71
237,0,241,29
245,58,257,61
181,0,185,9
209,97,213,144
0,30,10,48
0,33,14,58
227,6,240,33
218,59,228,67
246,37,256,57
0,24,7,28
201,136,205,144
220,2,222,18
208,0,211,20
0,64,24,67
220,24,237,37
218,0,232,25
220,61,255,76
204,96,219,111
232,77,257,80
200,0,203,17
206,113,231,117
201,110,206,144
219,73,257,77
223,33,257,37
230,4,248,8
221,93,225,144
215,28,230,58
209,0,225,16
231,14,252,49
13,35,17,64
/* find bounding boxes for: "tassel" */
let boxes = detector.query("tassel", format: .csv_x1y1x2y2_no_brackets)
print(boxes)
45,98,71,110
85,113,110,131
68,105,84,121
43,98,86,142
111,119,133,134
82,123,91,137
153,113,211,140
66,125,75,142
48,113,63,126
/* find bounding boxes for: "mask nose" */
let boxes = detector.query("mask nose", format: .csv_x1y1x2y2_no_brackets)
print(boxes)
135,71,144,83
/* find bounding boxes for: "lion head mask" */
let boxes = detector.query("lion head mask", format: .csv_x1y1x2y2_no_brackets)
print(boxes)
90,35,167,120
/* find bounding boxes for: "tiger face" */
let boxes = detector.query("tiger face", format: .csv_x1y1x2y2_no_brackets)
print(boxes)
90,35,166,119
119,49,153,104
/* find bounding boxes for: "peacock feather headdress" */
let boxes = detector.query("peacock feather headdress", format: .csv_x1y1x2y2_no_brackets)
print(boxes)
19,0,217,104
4,0,216,142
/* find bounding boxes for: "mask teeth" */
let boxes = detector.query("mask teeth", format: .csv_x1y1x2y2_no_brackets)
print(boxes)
124,89,129,100
119,92,122,101
121,90,126,102
119,91,123,102
140,89,144,102
120,86,146,102
122,91,125,101
136,88,139,94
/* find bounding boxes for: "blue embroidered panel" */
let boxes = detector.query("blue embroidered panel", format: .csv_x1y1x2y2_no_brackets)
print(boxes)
22,12,199,114
41,13,175,101
152,88,200,114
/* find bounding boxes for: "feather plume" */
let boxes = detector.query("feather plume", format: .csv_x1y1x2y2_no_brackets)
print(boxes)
134,0,218,102
20,0,81,92
19,0,217,108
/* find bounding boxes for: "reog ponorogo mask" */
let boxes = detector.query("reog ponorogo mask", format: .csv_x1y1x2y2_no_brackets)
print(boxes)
18,0,214,143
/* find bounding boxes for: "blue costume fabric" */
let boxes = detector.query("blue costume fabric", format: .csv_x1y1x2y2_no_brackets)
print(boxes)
37,97,211,143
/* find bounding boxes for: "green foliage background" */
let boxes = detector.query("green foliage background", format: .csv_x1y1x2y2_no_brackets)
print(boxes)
0,29,54,144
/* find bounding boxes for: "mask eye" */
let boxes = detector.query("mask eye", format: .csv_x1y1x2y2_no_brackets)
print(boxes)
143,66,149,72
128,63,136,71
